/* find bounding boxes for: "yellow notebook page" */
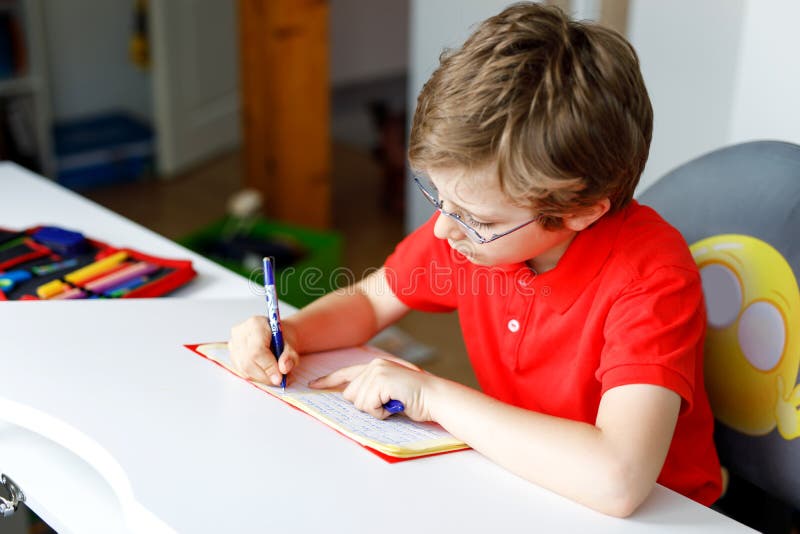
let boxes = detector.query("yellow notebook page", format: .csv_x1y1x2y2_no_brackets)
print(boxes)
195,343,468,458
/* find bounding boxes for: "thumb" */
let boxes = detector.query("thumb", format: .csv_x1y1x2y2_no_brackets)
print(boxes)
278,345,300,374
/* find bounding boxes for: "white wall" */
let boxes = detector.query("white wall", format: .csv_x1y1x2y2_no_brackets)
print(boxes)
728,2,800,145
330,0,409,87
628,0,747,193
43,0,152,122
407,0,515,232
629,0,800,194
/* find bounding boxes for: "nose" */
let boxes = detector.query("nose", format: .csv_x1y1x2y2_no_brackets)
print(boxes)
433,212,466,241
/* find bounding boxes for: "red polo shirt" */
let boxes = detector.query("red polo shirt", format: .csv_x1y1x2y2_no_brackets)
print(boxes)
384,201,722,506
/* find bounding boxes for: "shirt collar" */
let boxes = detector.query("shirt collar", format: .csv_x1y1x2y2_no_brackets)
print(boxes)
530,201,633,314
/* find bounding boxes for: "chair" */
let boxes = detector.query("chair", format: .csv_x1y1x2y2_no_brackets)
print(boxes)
638,140,800,532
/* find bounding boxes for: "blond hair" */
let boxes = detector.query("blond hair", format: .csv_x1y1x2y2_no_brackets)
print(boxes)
409,2,653,229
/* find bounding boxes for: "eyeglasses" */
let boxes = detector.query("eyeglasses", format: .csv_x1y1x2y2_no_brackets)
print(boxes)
414,177,540,244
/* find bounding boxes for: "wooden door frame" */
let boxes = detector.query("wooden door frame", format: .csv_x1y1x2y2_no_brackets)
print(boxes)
238,0,331,229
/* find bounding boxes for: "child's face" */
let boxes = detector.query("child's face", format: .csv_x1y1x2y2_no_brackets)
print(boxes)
426,164,577,272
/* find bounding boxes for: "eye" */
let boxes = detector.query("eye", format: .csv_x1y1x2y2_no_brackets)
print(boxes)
441,201,466,220
699,263,742,329
466,215,493,229
737,301,785,372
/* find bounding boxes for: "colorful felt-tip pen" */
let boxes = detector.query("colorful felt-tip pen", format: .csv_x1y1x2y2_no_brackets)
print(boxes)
64,251,128,285
263,257,287,391
51,287,86,300
0,270,31,291
31,258,80,276
105,275,151,297
86,262,158,293
36,279,68,299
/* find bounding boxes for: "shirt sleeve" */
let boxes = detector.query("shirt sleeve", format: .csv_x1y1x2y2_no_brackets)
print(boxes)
597,265,706,413
383,214,458,312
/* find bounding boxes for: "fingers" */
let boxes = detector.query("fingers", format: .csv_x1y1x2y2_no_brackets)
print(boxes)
311,359,412,420
235,356,271,384
308,364,365,390
235,351,278,384
380,356,422,372
346,379,391,420
230,315,297,386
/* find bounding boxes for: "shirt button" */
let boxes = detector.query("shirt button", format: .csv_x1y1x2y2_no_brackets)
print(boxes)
507,319,520,332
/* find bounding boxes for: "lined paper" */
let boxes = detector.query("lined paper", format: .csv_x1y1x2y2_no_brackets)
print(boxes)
193,343,467,458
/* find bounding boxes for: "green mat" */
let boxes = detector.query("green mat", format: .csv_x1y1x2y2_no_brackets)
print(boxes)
179,216,342,307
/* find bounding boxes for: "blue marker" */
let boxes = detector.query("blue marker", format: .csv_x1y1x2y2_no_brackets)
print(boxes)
263,257,287,391
0,270,31,292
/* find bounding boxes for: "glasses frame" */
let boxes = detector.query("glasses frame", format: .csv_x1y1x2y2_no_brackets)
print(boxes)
414,177,540,244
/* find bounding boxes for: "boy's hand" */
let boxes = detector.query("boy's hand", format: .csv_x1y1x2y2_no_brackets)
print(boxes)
229,315,300,386
309,358,435,422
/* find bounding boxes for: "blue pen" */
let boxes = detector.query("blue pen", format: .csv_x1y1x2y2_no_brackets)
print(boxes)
263,257,287,391
383,399,405,414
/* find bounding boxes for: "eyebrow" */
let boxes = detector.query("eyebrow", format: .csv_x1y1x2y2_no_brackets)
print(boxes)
429,180,498,220
443,196,497,221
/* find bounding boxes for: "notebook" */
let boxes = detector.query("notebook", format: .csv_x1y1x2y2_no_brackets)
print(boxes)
185,342,469,461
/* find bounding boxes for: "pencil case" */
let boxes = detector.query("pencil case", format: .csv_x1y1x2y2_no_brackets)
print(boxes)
0,225,196,301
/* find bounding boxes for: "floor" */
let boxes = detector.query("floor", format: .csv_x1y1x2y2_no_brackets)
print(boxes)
83,144,478,389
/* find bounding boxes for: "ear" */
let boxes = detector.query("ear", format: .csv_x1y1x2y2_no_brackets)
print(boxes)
562,198,611,232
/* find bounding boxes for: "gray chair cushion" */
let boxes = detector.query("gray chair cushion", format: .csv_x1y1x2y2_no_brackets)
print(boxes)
639,140,800,509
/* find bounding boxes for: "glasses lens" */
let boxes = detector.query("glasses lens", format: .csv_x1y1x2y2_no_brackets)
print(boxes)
415,177,439,207
415,176,487,243
460,222,485,243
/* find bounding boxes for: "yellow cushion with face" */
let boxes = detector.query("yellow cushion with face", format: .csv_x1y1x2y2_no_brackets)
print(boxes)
692,234,800,439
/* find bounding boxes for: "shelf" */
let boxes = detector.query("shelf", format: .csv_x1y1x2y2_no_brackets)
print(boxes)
0,75,35,96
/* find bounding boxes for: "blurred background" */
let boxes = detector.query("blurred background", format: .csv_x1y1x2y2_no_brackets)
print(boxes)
3,0,797,264
1,0,799,531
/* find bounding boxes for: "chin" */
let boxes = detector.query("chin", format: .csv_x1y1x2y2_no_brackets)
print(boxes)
448,240,479,262
461,251,485,265
465,255,488,265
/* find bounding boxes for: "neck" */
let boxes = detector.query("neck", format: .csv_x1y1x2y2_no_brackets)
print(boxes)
526,231,577,273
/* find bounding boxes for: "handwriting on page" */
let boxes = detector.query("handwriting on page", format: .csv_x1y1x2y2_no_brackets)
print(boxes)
282,347,385,392
293,391,454,446
199,343,388,393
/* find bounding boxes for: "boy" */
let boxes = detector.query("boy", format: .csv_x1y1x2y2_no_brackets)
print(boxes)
229,3,722,517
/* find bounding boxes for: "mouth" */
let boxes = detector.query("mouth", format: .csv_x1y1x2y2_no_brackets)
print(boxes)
448,239,478,259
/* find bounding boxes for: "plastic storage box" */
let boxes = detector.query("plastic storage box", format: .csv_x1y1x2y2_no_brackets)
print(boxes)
54,112,154,190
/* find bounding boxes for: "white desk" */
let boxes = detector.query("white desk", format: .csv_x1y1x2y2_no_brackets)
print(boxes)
0,163,751,532
0,162,250,532
0,298,753,533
